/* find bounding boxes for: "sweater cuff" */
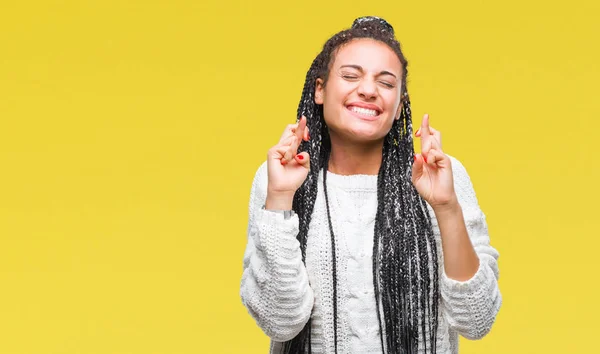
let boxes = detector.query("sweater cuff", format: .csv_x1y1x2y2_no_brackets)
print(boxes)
441,257,492,295
254,208,301,262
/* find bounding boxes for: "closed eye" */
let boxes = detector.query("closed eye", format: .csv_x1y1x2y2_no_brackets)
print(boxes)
379,81,395,88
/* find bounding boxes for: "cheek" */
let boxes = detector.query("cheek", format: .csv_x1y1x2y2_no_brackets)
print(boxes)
383,91,401,111
321,96,339,126
323,86,346,116
325,80,354,102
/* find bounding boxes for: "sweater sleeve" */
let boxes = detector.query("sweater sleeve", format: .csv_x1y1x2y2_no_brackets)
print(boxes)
430,156,502,340
239,161,314,342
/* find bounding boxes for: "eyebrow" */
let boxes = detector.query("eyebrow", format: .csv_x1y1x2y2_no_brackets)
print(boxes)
339,64,398,79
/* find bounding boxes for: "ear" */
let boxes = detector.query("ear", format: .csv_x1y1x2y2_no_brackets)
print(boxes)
315,78,324,105
395,102,403,120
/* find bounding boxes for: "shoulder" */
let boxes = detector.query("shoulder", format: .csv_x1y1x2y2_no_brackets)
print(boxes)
447,154,469,181
250,161,269,197
246,161,270,215
447,154,480,210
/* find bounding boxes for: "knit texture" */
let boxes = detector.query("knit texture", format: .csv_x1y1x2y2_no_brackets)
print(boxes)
240,156,501,353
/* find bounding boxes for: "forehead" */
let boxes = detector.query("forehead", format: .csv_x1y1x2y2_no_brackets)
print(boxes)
332,38,402,74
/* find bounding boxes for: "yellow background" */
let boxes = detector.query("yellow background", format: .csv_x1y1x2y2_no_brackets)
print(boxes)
1,0,598,353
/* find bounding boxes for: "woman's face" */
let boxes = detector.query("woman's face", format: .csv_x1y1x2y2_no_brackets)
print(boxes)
315,38,403,144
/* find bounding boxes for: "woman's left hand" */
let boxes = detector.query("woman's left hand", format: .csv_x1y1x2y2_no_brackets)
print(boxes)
412,114,457,210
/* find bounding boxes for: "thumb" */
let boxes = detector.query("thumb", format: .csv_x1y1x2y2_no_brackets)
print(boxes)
412,154,424,183
295,152,311,170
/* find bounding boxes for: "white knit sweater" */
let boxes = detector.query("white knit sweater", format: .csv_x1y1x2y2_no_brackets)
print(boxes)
240,156,501,353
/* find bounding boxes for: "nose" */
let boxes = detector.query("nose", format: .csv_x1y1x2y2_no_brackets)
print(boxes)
357,77,377,100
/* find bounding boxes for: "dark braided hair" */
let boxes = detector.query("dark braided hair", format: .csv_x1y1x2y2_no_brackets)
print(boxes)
283,16,439,354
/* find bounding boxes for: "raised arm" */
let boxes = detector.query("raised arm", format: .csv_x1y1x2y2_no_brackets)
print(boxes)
430,157,502,339
240,117,315,341
413,114,501,339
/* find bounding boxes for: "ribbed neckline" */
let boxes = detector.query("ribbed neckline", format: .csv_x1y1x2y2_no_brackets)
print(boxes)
319,168,378,191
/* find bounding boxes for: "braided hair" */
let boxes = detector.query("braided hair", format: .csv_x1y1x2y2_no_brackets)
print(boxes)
283,17,439,354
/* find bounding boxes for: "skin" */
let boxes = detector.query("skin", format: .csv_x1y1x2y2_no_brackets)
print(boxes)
265,38,479,282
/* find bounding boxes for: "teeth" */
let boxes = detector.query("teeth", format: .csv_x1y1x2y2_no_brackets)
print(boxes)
350,106,378,116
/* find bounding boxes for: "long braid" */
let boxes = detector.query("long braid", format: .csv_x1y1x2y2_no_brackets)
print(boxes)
283,17,439,353
322,152,339,353
282,52,325,354
373,153,387,352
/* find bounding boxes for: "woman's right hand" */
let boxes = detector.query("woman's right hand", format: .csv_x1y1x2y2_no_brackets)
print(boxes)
265,116,311,210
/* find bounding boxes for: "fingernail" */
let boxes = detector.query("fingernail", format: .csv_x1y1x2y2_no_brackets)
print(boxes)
415,129,420,136
413,155,417,162
281,159,287,165
297,155,304,160
423,155,428,163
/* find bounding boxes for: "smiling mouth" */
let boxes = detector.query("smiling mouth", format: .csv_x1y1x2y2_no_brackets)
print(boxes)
346,105,382,119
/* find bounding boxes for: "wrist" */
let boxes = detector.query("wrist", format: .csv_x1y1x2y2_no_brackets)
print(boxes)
431,195,461,217
265,190,295,210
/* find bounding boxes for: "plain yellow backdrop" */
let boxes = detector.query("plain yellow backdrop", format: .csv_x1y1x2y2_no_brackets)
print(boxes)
1,0,599,353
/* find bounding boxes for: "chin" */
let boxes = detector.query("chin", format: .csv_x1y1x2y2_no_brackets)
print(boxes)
347,129,387,143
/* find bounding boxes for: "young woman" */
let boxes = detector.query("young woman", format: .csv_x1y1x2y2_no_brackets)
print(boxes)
240,16,501,354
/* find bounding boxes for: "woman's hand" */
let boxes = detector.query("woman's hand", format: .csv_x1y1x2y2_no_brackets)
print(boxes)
412,114,457,210
265,116,311,210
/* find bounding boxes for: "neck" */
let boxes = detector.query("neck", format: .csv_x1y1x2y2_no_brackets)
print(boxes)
327,132,384,176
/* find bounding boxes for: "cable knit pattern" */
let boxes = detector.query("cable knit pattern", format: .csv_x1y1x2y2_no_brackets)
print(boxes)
240,156,501,353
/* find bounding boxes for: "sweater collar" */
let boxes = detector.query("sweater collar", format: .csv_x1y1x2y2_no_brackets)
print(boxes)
318,168,378,192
